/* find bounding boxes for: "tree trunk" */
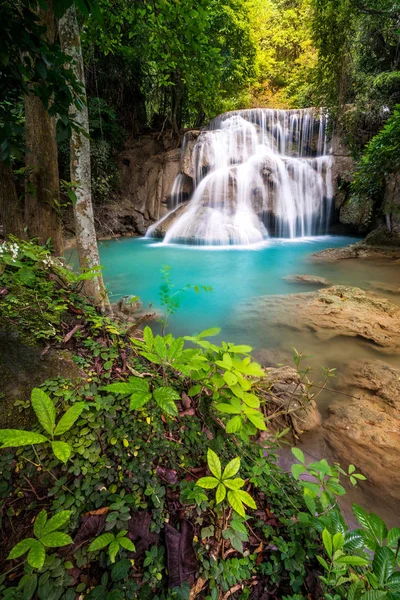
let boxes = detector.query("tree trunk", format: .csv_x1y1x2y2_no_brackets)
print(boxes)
0,162,26,239
24,0,63,255
59,4,110,312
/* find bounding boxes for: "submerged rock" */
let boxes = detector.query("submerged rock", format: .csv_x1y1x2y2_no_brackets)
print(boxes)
284,274,330,285
313,243,400,262
244,285,400,352
324,360,400,503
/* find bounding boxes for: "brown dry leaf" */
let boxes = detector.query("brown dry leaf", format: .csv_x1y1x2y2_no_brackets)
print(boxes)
181,392,191,409
83,507,110,517
254,542,264,554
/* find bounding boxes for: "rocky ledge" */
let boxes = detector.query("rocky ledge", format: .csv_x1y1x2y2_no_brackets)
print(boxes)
243,285,400,352
312,243,400,263
324,360,400,504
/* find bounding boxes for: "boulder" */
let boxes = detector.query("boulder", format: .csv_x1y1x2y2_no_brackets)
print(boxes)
283,274,330,286
243,286,400,352
151,203,191,238
324,360,400,503
181,130,200,179
263,366,321,435
312,243,400,263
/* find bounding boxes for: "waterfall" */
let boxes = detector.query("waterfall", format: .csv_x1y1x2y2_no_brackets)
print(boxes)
149,108,334,245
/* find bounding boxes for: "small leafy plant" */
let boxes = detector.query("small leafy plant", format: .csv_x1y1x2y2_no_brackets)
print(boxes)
88,530,135,563
196,448,256,518
0,388,85,463
7,510,72,569
104,375,180,417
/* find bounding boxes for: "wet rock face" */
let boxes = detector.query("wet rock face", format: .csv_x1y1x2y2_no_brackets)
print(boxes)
243,286,400,352
151,203,190,238
324,360,400,503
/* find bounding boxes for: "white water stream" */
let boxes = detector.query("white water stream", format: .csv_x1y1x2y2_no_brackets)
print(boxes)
149,108,334,245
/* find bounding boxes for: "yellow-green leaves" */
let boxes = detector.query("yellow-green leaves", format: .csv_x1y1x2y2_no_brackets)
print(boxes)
31,388,56,436
7,509,72,570
196,449,256,517
105,377,180,417
54,402,85,436
0,430,48,448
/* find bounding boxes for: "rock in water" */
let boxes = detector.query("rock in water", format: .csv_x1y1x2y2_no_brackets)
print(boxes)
284,274,330,285
242,286,400,352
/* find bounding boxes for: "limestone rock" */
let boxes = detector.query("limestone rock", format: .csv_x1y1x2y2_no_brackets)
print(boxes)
324,360,400,503
284,274,330,285
151,203,190,238
243,286,400,352
312,243,400,262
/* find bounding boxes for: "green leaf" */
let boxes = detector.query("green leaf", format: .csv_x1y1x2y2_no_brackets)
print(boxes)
111,558,131,581
54,402,85,435
332,532,345,552
229,345,252,354
7,538,35,560
230,519,248,535
27,540,45,569
226,416,243,433
322,529,332,557
336,555,369,566
316,555,330,570
233,489,257,509
40,532,73,548
198,328,220,338
42,511,71,536
153,387,179,416
347,581,364,600
344,531,365,551
51,441,71,463
291,464,307,480
361,592,388,600
245,410,266,430
130,390,152,410
168,338,184,361
373,547,396,585
222,457,240,480
19,573,37,600
227,491,245,518
207,448,221,479
388,527,400,546
241,393,260,408
108,540,120,563
291,448,305,463
0,430,48,448
154,336,167,360
304,488,316,515
224,478,245,490
143,326,154,350
89,533,114,552
188,384,202,397
223,371,237,387
118,537,135,552
215,403,241,415
216,483,226,504
196,477,219,489
34,510,48,538
31,388,56,436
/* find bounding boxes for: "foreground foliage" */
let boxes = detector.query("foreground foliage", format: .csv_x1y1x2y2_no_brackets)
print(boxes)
0,239,399,600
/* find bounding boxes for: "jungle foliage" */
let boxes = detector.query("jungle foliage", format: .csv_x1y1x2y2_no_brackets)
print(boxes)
0,239,399,600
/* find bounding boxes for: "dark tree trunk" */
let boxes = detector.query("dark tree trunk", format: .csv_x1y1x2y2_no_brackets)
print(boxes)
0,162,25,239
24,0,63,254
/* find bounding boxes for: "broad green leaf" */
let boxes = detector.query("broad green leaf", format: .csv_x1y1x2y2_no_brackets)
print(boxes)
344,531,365,551
216,403,241,415
27,540,45,569
89,533,114,551
119,537,135,552
196,477,219,489
230,519,248,535
388,527,400,546
54,402,85,435
216,483,226,504
154,336,167,360
207,448,221,479
316,555,330,570
51,441,71,463
224,478,245,490
34,510,48,538
40,532,73,548
130,391,152,410
241,393,260,409
227,491,245,518
304,488,316,515
291,448,305,463
168,338,184,361
223,371,237,387
108,540,120,563
234,490,257,509
188,384,202,397
7,538,35,560
347,580,364,600
143,326,153,350
153,387,179,416
322,529,332,557
0,430,48,448
31,388,56,435
332,532,345,552
373,547,396,585
222,457,240,480
104,382,137,395
336,555,369,566
360,591,387,600
291,464,307,480
198,328,220,338
18,573,37,600
245,410,266,430
229,345,252,354
42,511,71,536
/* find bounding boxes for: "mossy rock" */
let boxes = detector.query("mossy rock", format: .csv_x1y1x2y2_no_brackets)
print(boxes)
0,330,85,429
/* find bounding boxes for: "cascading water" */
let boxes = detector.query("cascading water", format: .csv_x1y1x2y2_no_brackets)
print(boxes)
148,108,334,245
